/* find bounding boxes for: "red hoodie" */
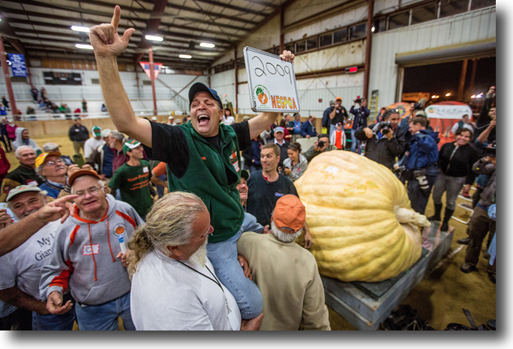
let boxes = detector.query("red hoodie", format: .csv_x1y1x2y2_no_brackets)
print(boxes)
0,147,10,180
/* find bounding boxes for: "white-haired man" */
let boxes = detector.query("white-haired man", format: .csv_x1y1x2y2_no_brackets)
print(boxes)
237,195,330,331
89,5,294,321
129,192,262,331
1,146,42,202
39,169,143,331
0,186,77,330
84,126,105,159
85,129,114,180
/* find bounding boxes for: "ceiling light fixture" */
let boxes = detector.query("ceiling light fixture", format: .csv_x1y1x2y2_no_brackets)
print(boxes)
179,54,192,59
145,35,163,42
75,44,94,50
71,26,90,33
200,42,215,48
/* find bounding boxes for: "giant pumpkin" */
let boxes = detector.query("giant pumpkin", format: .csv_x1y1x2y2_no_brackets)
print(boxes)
295,151,429,282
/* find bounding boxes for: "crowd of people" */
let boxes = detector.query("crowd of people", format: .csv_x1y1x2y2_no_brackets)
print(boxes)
0,6,496,331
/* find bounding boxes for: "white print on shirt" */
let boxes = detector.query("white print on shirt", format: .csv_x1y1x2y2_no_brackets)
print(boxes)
143,167,149,173
34,231,56,261
83,244,100,255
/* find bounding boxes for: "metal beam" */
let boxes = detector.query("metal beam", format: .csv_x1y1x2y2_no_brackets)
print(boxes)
164,2,259,26
192,0,267,17
243,0,280,9
135,0,172,63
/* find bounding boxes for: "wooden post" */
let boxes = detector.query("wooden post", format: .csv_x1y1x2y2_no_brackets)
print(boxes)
457,59,468,102
363,0,374,101
149,47,158,116
0,34,18,117
234,48,238,114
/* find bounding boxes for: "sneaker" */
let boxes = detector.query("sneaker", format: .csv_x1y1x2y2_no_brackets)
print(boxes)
457,237,470,245
460,263,477,273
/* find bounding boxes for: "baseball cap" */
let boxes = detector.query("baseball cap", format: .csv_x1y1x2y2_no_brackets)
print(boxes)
168,116,174,120
101,129,111,138
336,122,343,127
123,140,142,155
43,142,60,152
330,100,335,106
151,116,157,121
271,195,306,234
336,96,342,101
35,152,62,168
415,111,427,118
68,169,102,187
189,82,223,110
6,185,46,203
92,126,102,137
274,126,284,133
240,169,250,181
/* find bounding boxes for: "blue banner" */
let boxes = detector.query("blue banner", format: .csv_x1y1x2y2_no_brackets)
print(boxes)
8,53,27,77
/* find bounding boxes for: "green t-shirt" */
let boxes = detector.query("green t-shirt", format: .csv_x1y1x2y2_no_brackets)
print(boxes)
109,160,153,218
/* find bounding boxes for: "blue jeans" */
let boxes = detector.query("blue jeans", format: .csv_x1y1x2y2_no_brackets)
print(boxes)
351,129,359,153
74,292,135,331
407,173,438,214
207,229,263,320
156,174,167,198
32,293,76,330
329,124,336,139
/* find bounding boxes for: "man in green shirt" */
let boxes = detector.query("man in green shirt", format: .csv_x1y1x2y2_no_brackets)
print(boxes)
109,140,153,219
89,6,294,320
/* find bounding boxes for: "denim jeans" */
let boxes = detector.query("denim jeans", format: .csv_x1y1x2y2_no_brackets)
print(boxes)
407,173,438,214
74,292,135,331
156,174,167,198
32,293,76,330
206,228,263,320
351,129,359,153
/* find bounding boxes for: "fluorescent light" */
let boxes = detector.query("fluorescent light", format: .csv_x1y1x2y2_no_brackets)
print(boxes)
75,44,94,50
371,27,375,32
200,42,215,48
445,92,451,97
145,35,163,42
179,54,192,59
71,26,90,33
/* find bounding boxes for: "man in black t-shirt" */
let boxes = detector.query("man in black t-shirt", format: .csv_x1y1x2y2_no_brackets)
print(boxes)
329,97,349,138
246,144,312,249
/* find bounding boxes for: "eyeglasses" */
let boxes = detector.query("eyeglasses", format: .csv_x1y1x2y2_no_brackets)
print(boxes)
44,159,65,167
201,225,214,238
75,186,102,198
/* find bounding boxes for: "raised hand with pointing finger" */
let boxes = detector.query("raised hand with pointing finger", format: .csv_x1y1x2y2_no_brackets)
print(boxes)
89,5,135,58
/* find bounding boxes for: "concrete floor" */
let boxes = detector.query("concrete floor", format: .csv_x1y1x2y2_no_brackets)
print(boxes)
3,134,496,331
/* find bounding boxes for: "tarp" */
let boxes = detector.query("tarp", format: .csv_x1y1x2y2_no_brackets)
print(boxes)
386,102,411,119
425,101,473,147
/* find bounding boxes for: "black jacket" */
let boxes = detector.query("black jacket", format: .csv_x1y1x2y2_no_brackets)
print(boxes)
474,95,495,143
438,142,479,184
354,124,407,169
69,124,89,142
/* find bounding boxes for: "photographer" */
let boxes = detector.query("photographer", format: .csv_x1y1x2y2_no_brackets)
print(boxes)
329,97,349,138
349,97,370,153
354,109,406,170
403,117,440,214
304,134,335,162
474,86,495,143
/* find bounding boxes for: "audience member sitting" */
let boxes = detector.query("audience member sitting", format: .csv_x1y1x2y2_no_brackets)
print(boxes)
237,195,330,331
36,152,68,199
50,103,59,114
0,146,42,202
272,127,289,163
84,126,105,159
301,115,318,139
26,106,35,115
304,133,335,162
283,143,308,182
12,128,41,154
108,140,154,220
128,191,263,331
0,146,10,183
0,185,76,331
40,169,143,331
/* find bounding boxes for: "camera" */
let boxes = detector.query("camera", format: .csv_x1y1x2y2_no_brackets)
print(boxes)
414,169,430,196
318,141,325,148
354,96,362,104
378,121,392,135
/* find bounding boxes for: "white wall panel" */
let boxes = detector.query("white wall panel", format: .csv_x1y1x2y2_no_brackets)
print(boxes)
294,40,365,74
210,70,236,106
284,0,350,26
369,6,496,108
236,15,281,57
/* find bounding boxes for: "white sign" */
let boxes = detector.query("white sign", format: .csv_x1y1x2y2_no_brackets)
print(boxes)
244,47,300,113
425,104,473,120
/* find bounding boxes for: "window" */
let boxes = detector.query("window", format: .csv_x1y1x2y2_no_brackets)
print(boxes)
142,81,152,86
319,33,333,47
373,17,386,33
333,28,347,43
306,37,317,50
285,42,295,54
296,40,306,53
236,57,245,69
440,0,469,18
470,0,495,10
43,71,82,85
411,3,438,24
349,23,367,40
91,78,100,84
388,11,410,30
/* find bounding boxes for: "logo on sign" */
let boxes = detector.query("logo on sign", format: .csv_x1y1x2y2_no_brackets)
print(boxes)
254,85,270,108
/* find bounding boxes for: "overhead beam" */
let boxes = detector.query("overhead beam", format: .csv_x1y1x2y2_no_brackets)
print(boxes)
164,2,259,26
192,0,267,17
135,0,171,63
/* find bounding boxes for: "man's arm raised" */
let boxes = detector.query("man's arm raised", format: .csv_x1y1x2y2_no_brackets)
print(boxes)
89,5,152,147
247,50,295,139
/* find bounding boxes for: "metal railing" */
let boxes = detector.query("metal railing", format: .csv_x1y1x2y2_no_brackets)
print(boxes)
15,109,174,122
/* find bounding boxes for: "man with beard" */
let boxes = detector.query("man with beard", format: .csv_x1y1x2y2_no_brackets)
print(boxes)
40,169,143,331
128,192,263,331
0,186,77,330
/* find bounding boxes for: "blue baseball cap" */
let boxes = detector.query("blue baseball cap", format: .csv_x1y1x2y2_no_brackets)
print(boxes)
189,82,223,110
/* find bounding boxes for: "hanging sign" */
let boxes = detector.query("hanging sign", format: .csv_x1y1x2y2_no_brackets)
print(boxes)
8,53,27,77
139,62,163,79
244,47,300,113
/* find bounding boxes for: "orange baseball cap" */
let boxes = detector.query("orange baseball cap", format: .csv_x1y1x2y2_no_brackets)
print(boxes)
68,169,102,187
271,195,306,234
336,96,342,101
